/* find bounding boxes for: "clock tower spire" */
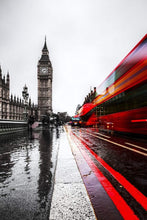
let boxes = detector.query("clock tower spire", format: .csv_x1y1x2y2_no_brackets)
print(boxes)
37,37,53,120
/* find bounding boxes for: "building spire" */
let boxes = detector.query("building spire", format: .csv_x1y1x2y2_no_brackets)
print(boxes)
7,71,10,84
42,36,48,51
0,65,2,77
39,36,50,64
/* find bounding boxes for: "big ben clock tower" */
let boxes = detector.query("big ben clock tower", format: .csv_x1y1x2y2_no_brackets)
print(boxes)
37,38,53,120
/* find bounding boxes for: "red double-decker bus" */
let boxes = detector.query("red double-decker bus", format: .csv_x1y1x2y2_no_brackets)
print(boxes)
79,34,147,135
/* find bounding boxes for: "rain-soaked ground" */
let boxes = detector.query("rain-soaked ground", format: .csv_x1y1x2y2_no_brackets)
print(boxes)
0,127,61,220
69,127,147,219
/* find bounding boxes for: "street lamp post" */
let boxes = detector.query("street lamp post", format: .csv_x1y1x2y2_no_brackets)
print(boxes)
22,84,29,121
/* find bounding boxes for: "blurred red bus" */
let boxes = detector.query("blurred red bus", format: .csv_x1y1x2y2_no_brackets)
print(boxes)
79,35,147,135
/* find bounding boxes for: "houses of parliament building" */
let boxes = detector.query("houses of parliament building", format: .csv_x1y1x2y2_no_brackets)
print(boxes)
0,39,53,121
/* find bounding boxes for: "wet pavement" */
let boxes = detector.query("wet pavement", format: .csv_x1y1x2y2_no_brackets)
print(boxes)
49,127,96,220
0,125,146,220
0,127,60,220
69,126,147,220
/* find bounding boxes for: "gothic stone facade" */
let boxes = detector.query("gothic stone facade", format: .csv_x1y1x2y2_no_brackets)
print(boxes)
0,67,36,121
37,39,53,120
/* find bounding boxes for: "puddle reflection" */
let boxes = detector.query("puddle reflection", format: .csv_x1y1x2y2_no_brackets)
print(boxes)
0,128,60,220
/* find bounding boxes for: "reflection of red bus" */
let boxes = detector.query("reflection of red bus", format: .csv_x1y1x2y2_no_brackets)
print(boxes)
79,35,147,135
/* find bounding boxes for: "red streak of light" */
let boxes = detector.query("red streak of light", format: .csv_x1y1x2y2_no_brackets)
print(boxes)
131,119,147,123
70,133,139,220
71,132,147,211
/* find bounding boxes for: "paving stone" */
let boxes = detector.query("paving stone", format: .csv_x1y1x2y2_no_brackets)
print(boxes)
49,130,96,220
55,158,82,184
50,183,95,220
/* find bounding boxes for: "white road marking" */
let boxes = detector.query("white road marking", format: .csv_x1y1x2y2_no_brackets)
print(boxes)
125,142,147,152
84,129,110,138
93,132,110,139
87,133,147,157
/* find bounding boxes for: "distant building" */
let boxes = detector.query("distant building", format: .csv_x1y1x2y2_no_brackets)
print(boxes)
75,104,81,115
0,66,36,121
37,38,53,121
57,112,71,124
83,87,97,104
0,69,10,119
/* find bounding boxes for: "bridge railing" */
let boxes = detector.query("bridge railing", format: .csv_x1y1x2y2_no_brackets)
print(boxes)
0,120,28,134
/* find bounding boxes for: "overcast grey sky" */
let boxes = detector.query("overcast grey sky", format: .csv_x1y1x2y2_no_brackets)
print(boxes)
0,0,146,116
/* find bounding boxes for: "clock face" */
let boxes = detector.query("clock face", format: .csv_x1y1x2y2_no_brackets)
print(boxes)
40,67,48,74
